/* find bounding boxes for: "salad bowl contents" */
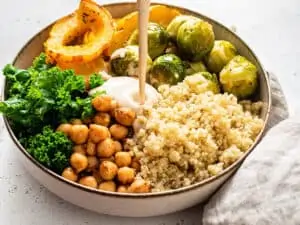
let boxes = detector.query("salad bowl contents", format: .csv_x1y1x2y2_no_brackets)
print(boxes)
1,0,271,217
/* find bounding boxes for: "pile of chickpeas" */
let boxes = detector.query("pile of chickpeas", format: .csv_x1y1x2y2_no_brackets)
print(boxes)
57,95,150,193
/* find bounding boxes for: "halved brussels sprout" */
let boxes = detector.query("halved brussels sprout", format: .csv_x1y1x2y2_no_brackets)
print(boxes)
206,40,237,73
219,55,258,99
177,19,215,61
166,15,198,41
184,61,207,75
149,54,185,88
110,45,152,77
184,71,220,94
128,22,169,59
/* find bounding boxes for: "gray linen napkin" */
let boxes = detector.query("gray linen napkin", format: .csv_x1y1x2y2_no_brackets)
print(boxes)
266,72,289,130
202,73,298,225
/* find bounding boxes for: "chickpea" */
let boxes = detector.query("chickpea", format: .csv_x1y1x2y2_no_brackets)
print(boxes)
89,124,110,143
69,124,89,144
87,156,99,171
114,141,123,152
99,161,118,180
70,152,88,173
62,167,78,182
86,141,96,156
82,117,92,124
97,138,116,158
56,124,72,137
114,107,136,126
92,95,114,112
117,167,135,184
109,124,129,140
115,152,132,167
99,156,115,164
92,170,102,183
79,176,98,188
72,145,86,155
128,179,150,193
110,108,117,118
98,181,116,192
117,185,128,193
70,119,83,125
110,100,118,112
130,161,141,171
93,112,111,127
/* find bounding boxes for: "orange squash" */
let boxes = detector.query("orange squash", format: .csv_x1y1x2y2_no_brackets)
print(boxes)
44,0,114,64
57,56,109,75
105,5,181,56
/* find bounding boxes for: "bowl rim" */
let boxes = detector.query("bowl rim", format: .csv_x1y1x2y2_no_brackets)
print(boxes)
3,1,271,198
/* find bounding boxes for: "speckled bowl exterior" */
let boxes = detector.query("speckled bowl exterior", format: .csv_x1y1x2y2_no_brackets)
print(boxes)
2,2,271,217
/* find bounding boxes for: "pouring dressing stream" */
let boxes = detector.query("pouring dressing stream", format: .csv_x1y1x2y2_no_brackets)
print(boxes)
137,0,150,105
89,0,159,112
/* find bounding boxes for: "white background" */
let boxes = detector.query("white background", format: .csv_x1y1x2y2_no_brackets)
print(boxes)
0,0,299,224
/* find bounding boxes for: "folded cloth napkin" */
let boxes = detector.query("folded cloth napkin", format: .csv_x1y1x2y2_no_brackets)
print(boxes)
202,73,299,225
265,72,289,130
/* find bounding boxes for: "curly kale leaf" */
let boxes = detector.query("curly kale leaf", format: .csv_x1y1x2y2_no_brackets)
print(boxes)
0,53,108,174
25,126,73,173
0,53,99,136
30,52,53,72
89,73,104,89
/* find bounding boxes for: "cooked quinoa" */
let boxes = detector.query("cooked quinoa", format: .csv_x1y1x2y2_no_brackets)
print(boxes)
125,75,264,192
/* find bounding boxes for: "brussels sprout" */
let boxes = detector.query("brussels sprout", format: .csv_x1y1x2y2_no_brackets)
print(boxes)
184,71,220,94
177,19,215,61
128,22,169,59
166,15,198,41
149,54,185,88
184,61,207,75
206,40,237,73
165,42,179,55
110,45,152,77
219,55,258,99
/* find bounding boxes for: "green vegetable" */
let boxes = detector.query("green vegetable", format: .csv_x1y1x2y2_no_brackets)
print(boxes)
31,52,54,72
219,55,258,99
89,73,104,89
166,15,198,41
165,42,179,55
149,54,185,88
0,53,97,137
128,22,169,59
110,45,152,77
177,19,215,61
24,126,73,174
184,61,207,75
184,71,220,94
0,53,109,174
206,40,237,73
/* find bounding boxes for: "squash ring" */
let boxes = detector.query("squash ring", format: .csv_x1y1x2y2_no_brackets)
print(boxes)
57,56,109,75
44,0,114,64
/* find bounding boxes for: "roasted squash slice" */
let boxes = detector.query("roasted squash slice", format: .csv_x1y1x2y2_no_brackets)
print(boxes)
105,5,181,56
44,0,114,64
57,56,108,75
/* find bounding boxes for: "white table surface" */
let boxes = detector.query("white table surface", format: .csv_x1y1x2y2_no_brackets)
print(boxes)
1,0,300,224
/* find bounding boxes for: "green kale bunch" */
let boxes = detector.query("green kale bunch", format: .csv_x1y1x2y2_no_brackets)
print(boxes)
0,53,105,173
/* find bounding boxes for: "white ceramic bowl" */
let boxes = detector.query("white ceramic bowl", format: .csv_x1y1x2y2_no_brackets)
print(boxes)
3,2,271,217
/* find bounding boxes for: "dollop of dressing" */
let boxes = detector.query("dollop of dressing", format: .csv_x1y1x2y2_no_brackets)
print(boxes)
89,76,160,112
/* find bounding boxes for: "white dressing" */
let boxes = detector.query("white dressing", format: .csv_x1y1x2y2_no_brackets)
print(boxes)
89,76,160,112
110,48,127,60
